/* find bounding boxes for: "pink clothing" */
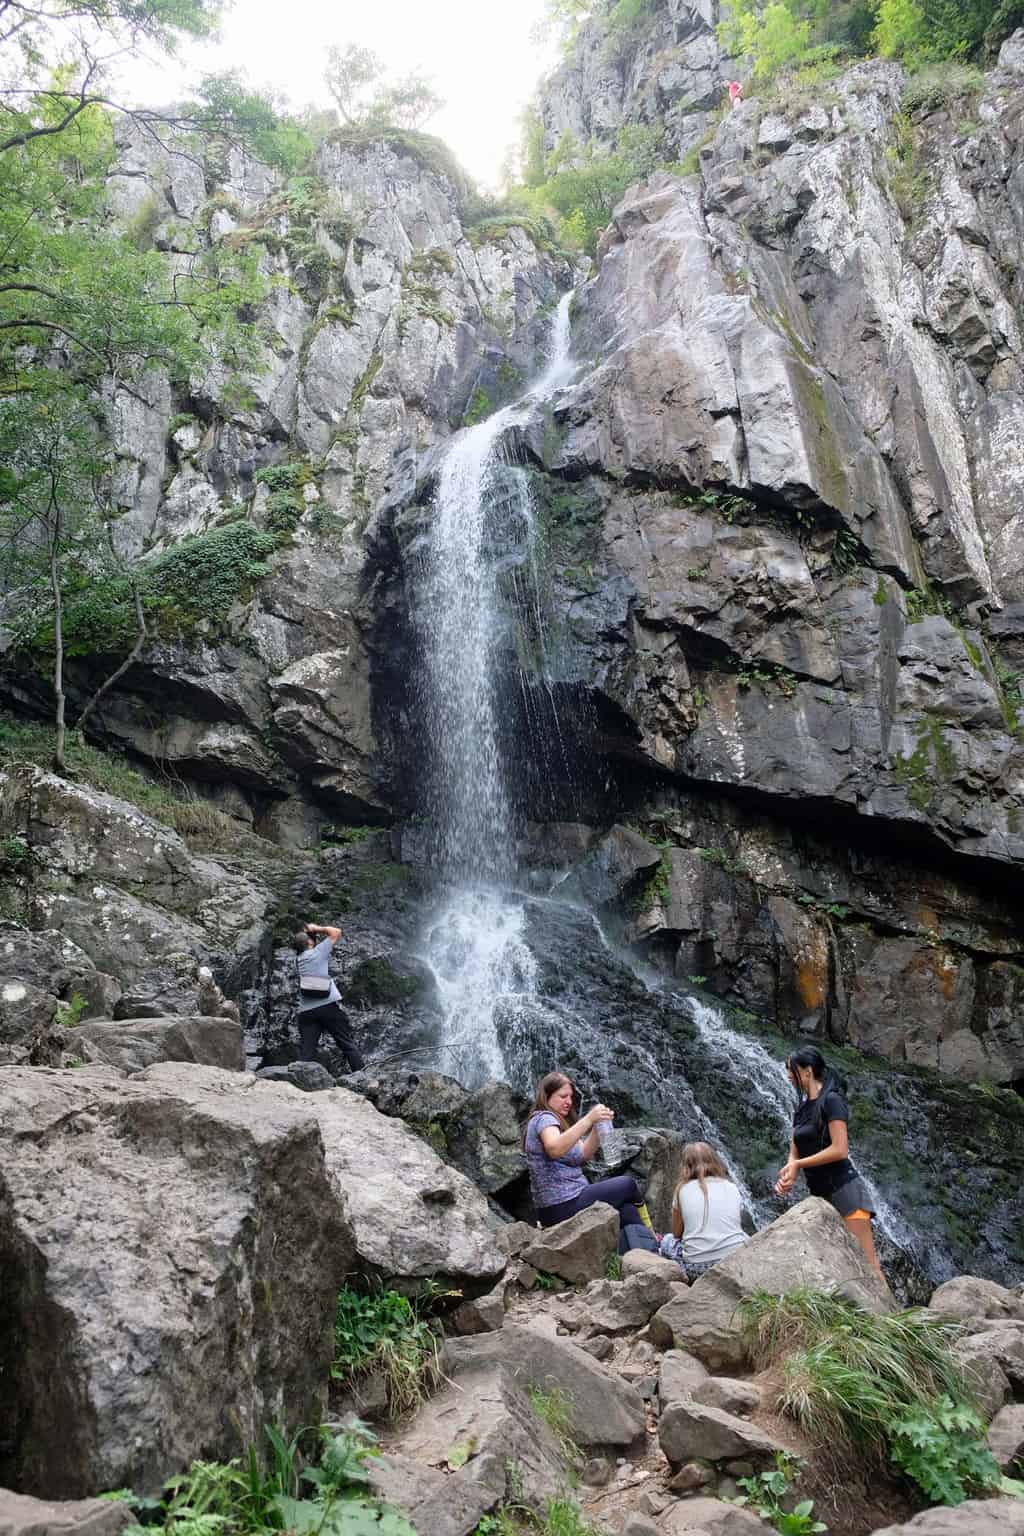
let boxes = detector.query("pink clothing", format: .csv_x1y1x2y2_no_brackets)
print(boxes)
727,80,743,105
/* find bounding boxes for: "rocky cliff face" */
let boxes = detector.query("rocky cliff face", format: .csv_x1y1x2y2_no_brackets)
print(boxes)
2,14,1023,1145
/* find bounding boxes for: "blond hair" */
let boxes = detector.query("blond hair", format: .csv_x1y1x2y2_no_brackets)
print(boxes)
673,1141,732,1228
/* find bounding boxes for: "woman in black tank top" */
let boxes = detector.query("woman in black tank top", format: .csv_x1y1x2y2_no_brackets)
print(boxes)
774,1046,887,1287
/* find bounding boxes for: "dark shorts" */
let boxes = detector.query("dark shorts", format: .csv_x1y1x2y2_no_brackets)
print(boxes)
828,1177,875,1218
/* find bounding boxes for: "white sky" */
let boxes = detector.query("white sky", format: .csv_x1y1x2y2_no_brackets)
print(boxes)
114,0,561,189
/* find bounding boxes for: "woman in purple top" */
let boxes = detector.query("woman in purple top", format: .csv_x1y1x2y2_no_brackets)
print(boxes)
524,1071,644,1230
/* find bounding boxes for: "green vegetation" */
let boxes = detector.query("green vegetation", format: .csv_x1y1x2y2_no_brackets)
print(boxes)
604,1254,623,1280
741,1289,1015,1506
527,1387,582,1474
474,1500,601,1536
463,388,495,426
55,993,88,1029
510,123,665,255
719,0,1018,80
116,1421,415,1536
332,1286,443,1417
732,1453,827,1535
0,715,278,857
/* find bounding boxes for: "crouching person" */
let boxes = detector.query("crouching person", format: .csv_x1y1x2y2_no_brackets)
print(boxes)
661,1141,749,1280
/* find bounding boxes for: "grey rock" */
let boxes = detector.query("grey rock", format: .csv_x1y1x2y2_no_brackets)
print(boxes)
576,1269,678,1333
77,1016,245,1074
444,1325,646,1450
521,1203,620,1283
581,1456,613,1486
558,823,662,907
661,1496,767,1535
691,1377,762,1418
987,1404,1024,1472
257,1062,337,1092
954,1324,1024,1393
651,1200,893,1370
578,1335,614,1360
496,1220,541,1257
0,1491,133,1536
868,1499,1024,1535
452,1286,507,1335
659,1399,785,1466
621,1249,684,1283
301,1085,506,1287
367,1364,568,1536
930,1276,1024,1324
0,1064,352,1498
659,1349,711,1403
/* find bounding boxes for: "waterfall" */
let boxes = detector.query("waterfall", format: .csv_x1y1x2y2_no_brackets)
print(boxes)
416,294,576,1086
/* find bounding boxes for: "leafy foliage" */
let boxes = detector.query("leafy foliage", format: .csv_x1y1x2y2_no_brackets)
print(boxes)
119,1423,414,1536
888,1396,1002,1505
741,1289,1005,1506
732,1453,827,1534
332,1286,443,1417
324,44,443,130
513,124,664,254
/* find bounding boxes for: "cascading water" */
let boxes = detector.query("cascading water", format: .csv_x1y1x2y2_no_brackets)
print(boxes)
415,293,577,1086
404,292,982,1291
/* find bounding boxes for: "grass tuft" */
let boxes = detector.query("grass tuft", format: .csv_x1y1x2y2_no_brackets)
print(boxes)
332,1285,443,1418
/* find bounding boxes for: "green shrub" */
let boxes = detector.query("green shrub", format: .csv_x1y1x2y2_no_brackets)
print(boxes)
332,1286,442,1416
901,61,986,112
0,716,278,858
117,1421,414,1536
888,1396,1003,1505
741,1288,1006,1505
733,1453,826,1534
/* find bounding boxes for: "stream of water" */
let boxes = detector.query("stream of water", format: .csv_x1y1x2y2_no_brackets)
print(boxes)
408,292,958,1290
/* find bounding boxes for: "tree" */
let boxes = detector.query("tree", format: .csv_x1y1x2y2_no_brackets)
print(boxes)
323,42,443,131
0,391,137,771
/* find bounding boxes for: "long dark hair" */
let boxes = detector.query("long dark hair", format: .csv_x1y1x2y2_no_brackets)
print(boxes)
523,1071,576,1145
787,1046,845,1133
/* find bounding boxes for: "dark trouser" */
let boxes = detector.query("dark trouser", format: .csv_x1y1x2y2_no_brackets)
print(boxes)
537,1175,642,1231
298,1002,364,1072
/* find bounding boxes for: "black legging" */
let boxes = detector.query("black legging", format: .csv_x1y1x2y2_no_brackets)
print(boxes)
298,1002,364,1072
537,1174,643,1230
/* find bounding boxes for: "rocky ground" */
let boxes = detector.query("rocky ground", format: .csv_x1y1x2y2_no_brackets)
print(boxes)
2,1050,1022,1536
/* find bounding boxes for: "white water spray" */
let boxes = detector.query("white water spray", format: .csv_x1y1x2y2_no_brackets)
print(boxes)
416,294,576,1085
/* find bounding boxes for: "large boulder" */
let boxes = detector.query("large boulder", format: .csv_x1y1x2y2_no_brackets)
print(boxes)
368,1364,568,1536
300,1085,505,1287
954,1324,1024,1394
520,1203,619,1283
658,1399,786,1467
444,1325,646,1450
0,1061,506,1498
988,1404,1024,1472
930,1276,1024,1325
0,768,272,1018
573,1268,680,1335
658,1349,710,1404
868,1500,1024,1535
76,1016,244,1074
649,1199,893,1370
349,1068,529,1200
0,1491,133,1536
0,1063,351,1498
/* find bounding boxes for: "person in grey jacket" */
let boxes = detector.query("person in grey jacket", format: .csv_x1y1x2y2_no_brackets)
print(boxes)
291,922,364,1072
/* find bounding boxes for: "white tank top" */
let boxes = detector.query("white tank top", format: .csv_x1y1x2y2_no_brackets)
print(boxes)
675,1177,748,1263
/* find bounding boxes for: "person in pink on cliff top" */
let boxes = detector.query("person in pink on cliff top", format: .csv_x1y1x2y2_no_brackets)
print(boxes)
727,79,744,106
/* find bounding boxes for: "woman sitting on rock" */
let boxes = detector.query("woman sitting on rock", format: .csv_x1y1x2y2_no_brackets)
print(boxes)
775,1045,886,1284
663,1141,748,1280
524,1071,649,1232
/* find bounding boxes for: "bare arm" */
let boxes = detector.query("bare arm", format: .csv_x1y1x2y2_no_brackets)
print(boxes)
775,1139,800,1194
539,1104,612,1161
306,923,342,944
794,1120,849,1169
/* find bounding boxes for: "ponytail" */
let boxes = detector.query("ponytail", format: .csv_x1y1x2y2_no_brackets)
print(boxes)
787,1045,845,1132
